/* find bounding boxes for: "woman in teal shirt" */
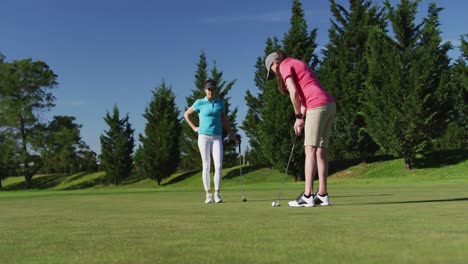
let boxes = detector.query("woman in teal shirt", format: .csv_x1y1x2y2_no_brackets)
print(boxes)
184,79,238,204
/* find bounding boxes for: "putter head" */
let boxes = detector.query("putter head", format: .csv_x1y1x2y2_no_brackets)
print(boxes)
242,198,247,202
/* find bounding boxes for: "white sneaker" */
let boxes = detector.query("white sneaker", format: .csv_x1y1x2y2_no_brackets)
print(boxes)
205,193,212,204
214,193,222,203
288,192,315,207
314,193,330,206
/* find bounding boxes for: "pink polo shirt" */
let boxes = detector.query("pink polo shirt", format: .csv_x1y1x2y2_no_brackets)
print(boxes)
280,58,334,109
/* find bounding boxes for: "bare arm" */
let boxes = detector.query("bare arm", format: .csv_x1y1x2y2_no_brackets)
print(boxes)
184,107,198,132
285,77,304,116
285,77,305,136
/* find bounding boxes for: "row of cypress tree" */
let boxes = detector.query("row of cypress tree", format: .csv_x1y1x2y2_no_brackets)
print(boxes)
100,52,240,185
243,0,466,177
5,0,465,188
100,0,467,184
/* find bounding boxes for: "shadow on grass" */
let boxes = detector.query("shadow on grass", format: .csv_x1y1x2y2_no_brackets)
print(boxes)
223,165,263,180
4,174,66,190
62,177,104,190
219,195,379,204
121,173,147,185
2,172,104,191
162,170,199,186
359,197,468,205
334,193,394,198
413,149,467,169
59,172,88,184
328,149,466,175
329,155,396,176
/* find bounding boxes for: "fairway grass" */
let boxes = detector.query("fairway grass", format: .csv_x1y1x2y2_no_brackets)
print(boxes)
1,183,467,264
1,153,467,263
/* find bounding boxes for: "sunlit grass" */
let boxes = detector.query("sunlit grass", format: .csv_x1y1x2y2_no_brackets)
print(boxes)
1,150,466,263
1,183,467,264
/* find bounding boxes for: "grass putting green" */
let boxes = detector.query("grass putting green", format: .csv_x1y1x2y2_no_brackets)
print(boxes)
1,151,467,263
1,183,467,264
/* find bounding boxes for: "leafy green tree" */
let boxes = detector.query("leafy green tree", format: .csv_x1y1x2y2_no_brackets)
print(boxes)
0,131,20,188
75,145,98,172
318,0,385,160
138,81,181,185
363,0,452,169
38,116,83,174
100,105,135,185
0,57,57,189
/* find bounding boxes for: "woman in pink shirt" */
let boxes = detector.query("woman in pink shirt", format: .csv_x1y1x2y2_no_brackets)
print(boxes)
265,49,336,208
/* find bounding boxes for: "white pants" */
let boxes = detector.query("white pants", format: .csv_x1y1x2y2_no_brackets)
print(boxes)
198,134,223,192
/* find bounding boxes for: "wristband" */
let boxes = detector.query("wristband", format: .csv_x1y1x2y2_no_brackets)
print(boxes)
295,113,303,119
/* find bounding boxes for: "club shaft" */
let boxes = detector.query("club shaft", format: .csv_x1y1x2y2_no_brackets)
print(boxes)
276,135,297,202
239,142,244,199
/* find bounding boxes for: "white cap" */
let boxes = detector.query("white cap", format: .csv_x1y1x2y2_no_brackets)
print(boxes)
265,52,278,80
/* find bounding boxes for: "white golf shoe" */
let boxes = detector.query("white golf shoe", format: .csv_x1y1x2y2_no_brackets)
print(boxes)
214,193,222,203
205,193,212,204
314,193,330,206
288,192,315,207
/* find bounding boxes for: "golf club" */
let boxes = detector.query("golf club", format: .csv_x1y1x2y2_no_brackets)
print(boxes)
237,135,247,202
272,134,298,207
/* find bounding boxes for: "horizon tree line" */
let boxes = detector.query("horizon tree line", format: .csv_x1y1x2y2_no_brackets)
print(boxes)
1,0,466,188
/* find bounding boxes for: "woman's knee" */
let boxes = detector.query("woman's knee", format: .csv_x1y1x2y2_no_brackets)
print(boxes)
202,161,211,168
305,146,317,156
316,148,328,159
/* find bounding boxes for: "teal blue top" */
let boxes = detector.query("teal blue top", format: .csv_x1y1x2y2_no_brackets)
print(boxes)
192,97,225,136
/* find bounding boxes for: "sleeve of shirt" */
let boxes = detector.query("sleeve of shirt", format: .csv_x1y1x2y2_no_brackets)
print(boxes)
192,99,200,112
279,62,294,81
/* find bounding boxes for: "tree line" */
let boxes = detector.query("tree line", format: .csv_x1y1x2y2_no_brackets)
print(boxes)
1,0,466,188
243,0,466,177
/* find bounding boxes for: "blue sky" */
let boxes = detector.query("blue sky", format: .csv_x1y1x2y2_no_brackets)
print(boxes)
1,0,466,154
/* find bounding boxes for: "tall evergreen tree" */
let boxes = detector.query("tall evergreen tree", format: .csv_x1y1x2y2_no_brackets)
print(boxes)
363,0,452,169
180,51,239,169
246,0,319,179
435,34,468,150
452,35,468,148
179,51,208,170
138,81,181,185
209,63,239,167
283,0,320,69
100,105,135,184
278,0,319,178
318,0,385,160
0,57,57,188
241,37,280,166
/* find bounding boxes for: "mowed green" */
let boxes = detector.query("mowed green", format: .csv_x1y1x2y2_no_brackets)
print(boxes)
1,154,467,264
